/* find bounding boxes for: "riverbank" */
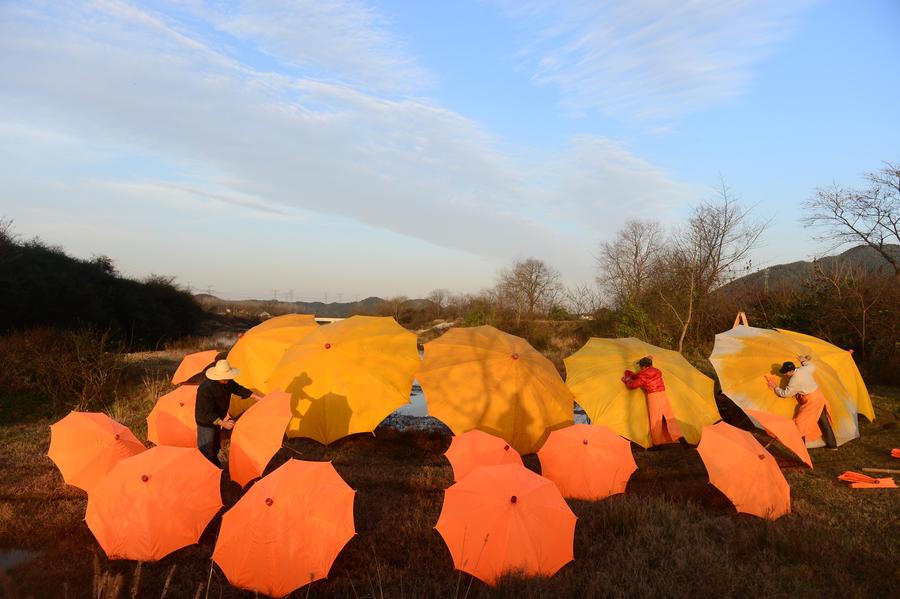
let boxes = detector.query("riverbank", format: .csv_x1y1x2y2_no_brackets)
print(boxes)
1,351,899,598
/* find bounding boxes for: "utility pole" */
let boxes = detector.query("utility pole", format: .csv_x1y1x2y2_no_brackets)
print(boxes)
272,289,279,301
287,289,294,302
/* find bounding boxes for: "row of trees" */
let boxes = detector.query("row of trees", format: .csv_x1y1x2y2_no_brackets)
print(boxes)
412,163,898,383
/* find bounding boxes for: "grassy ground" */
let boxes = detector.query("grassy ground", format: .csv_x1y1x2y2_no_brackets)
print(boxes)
1,353,899,599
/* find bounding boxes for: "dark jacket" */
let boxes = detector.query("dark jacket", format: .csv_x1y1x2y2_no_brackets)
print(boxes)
195,378,252,426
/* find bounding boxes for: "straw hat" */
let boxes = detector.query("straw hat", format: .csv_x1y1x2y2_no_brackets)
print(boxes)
206,359,241,381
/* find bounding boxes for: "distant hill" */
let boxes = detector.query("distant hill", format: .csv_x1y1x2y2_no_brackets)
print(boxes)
720,244,900,296
196,294,437,320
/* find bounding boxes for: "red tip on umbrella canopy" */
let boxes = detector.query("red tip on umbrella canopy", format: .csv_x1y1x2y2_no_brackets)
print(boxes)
435,463,576,585
86,446,222,561
537,424,637,500
697,422,791,520
147,385,198,447
229,391,293,487
172,350,219,385
744,408,813,468
213,460,356,597
48,412,146,492
444,429,523,482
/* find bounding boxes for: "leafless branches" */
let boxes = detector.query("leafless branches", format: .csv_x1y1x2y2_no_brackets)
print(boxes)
804,162,900,278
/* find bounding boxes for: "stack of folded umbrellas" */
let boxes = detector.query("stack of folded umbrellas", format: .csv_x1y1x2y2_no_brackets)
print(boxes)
837,471,897,489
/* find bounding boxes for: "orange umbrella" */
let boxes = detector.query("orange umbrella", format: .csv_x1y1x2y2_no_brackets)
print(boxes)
435,463,576,585
444,429,523,482
147,385,198,447
213,460,356,597
418,326,574,454
743,408,813,468
229,391,293,487
86,446,222,561
697,422,790,520
227,314,319,416
537,424,637,501
48,412,146,492
172,350,219,385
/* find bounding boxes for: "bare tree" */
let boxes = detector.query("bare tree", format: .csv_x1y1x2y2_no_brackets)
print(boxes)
565,283,603,316
657,181,767,351
804,162,900,279
495,258,563,324
378,296,408,320
596,219,663,307
426,288,451,319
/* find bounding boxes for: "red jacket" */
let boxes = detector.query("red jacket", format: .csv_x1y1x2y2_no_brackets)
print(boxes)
623,366,666,393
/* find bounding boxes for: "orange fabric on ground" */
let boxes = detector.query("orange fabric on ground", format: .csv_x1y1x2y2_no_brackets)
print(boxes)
146,385,198,447
434,463,576,585
213,460,356,597
646,390,683,445
48,412,146,492
443,429,523,482
793,388,830,443
537,424,637,500
838,471,897,488
85,446,222,561
696,422,791,520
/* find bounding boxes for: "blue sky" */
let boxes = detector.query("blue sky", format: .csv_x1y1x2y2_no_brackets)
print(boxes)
1,0,898,300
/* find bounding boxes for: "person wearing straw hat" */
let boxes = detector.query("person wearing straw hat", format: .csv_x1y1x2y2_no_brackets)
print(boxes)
622,355,688,449
766,355,837,449
195,359,261,467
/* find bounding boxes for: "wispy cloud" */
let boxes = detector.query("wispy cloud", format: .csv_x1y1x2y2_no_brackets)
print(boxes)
498,0,815,121
169,0,431,93
0,0,695,288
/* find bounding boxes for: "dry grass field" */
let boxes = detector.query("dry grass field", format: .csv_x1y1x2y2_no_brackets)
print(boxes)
1,352,899,599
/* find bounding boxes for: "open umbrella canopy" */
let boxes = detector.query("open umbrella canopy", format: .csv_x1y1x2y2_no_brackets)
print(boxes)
697,422,790,520
444,429,523,482
743,408,813,468
171,350,219,385
435,463,576,585
48,412,146,492
417,326,574,455
227,314,318,416
710,325,859,447
564,337,719,448
229,390,293,487
537,424,637,500
147,385,198,448
86,446,222,561
213,460,356,597
266,316,419,445
776,328,874,422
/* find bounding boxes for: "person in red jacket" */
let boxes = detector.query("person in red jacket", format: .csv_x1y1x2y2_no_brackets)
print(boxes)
622,356,687,448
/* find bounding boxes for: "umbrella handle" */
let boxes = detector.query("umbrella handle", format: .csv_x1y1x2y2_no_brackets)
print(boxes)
733,312,749,328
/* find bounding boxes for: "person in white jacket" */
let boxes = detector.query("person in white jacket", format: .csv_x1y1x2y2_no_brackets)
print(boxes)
767,355,837,448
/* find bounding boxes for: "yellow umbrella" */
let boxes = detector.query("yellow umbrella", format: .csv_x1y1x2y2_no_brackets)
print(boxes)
417,326,574,455
266,316,419,445
709,325,859,447
776,329,874,422
564,338,719,448
227,314,318,416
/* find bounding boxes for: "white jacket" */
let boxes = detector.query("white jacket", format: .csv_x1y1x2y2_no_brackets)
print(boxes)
775,363,818,397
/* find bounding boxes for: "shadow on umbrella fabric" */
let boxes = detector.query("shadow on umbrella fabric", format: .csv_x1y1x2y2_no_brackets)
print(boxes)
283,373,354,445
